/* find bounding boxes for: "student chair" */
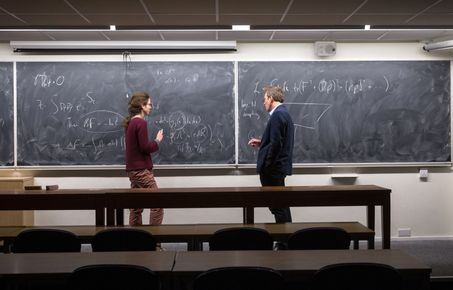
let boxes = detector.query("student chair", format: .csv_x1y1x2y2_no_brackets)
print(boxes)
91,228,156,252
310,262,403,290
69,264,160,290
12,228,81,253
287,227,351,250
208,227,274,251
193,267,285,290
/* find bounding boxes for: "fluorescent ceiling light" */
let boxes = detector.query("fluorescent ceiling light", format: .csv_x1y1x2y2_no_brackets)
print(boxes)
423,40,453,52
10,41,237,52
364,25,371,30
232,25,250,31
110,25,116,31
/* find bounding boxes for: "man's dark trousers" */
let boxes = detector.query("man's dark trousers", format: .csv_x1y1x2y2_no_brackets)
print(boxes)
260,174,292,223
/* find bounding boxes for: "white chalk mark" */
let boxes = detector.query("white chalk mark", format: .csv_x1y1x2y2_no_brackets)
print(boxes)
285,102,332,130
383,75,389,92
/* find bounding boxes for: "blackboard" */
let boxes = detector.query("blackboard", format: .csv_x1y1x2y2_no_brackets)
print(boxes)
0,63,13,166
17,62,235,165
239,61,451,164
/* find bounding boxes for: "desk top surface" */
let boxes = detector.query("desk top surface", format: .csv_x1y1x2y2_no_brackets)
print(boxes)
0,189,106,196
174,250,430,274
0,185,390,196
0,250,430,278
108,184,391,194
0,251,176,275
0,222,374,239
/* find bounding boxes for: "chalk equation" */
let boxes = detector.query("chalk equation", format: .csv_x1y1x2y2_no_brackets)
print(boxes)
57,136,125,153
241,99,331,130
35,92,98,114
33,72,65,88
162,73,200,85
252,77,390,97
154,110,227,155
152,68,201,85
33,94,124,133
77,110,124,133
241,75,391,130
24,135,125,156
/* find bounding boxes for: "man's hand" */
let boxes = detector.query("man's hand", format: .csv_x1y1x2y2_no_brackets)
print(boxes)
248,138,261,147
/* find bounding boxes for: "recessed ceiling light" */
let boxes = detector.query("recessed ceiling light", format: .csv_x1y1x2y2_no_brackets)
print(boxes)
232,25,250,31
364,25,371,30
110,25,116,31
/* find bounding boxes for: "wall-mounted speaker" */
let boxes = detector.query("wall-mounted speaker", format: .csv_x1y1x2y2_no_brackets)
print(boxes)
314,41,336,57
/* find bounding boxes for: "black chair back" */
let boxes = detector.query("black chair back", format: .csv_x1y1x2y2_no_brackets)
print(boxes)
193,267,285,290
209,227,273,251
287,227,351,250
69,264,160,290
12,228,81,253
310,262,403,290
91,228,156,252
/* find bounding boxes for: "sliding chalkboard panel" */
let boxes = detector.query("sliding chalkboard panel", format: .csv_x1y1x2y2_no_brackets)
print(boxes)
0,63,13,166
239,61,451,164
17,62,235,165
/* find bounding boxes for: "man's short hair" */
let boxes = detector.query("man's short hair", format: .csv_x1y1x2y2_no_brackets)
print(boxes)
263,85,285,102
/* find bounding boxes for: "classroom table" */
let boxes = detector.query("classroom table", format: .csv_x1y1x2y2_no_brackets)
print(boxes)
0,250,430,290
0,185,391,248
106,184,391,248
173,250,431,290
0,251,175,289
0,221,374,252
0,189,106,225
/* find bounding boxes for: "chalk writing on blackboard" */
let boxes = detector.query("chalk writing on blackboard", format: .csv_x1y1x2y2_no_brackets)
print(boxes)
17,62,235,165
0,62,13,166
239,61,451,164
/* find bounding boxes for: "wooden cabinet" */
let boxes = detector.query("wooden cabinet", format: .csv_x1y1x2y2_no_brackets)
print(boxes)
0,177,34,226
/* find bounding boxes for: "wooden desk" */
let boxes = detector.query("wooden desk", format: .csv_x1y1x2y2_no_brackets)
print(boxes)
106,185,391,249
0,250,430,290
0,225,199,253
189,221,375,250
0,222,374,252
174,250,431,290
0,189,106,226
0,251,175,289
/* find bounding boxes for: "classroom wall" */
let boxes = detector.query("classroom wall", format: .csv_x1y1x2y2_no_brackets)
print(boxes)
0,42,452,240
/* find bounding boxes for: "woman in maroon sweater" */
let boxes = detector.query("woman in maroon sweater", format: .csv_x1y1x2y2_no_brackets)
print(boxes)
123,91,164,225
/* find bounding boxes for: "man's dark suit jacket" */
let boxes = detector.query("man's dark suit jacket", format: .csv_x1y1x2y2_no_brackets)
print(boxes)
257,104,294,178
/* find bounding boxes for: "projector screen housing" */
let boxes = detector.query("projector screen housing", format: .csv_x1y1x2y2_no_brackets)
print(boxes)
10,41,237,53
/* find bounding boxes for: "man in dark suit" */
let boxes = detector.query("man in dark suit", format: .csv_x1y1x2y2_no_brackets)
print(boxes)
248,85,294,224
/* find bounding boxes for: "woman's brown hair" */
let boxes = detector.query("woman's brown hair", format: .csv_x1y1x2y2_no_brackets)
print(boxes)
122,91,151,128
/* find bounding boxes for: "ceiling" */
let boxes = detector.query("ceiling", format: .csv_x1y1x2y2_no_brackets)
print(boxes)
1,0,453,43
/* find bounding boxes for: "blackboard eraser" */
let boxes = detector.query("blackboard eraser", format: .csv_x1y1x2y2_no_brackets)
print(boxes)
24,185,42,190
331,174,359,179
46,185,59,191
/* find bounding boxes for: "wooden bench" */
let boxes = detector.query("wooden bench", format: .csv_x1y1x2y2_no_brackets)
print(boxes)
0,221,374,252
